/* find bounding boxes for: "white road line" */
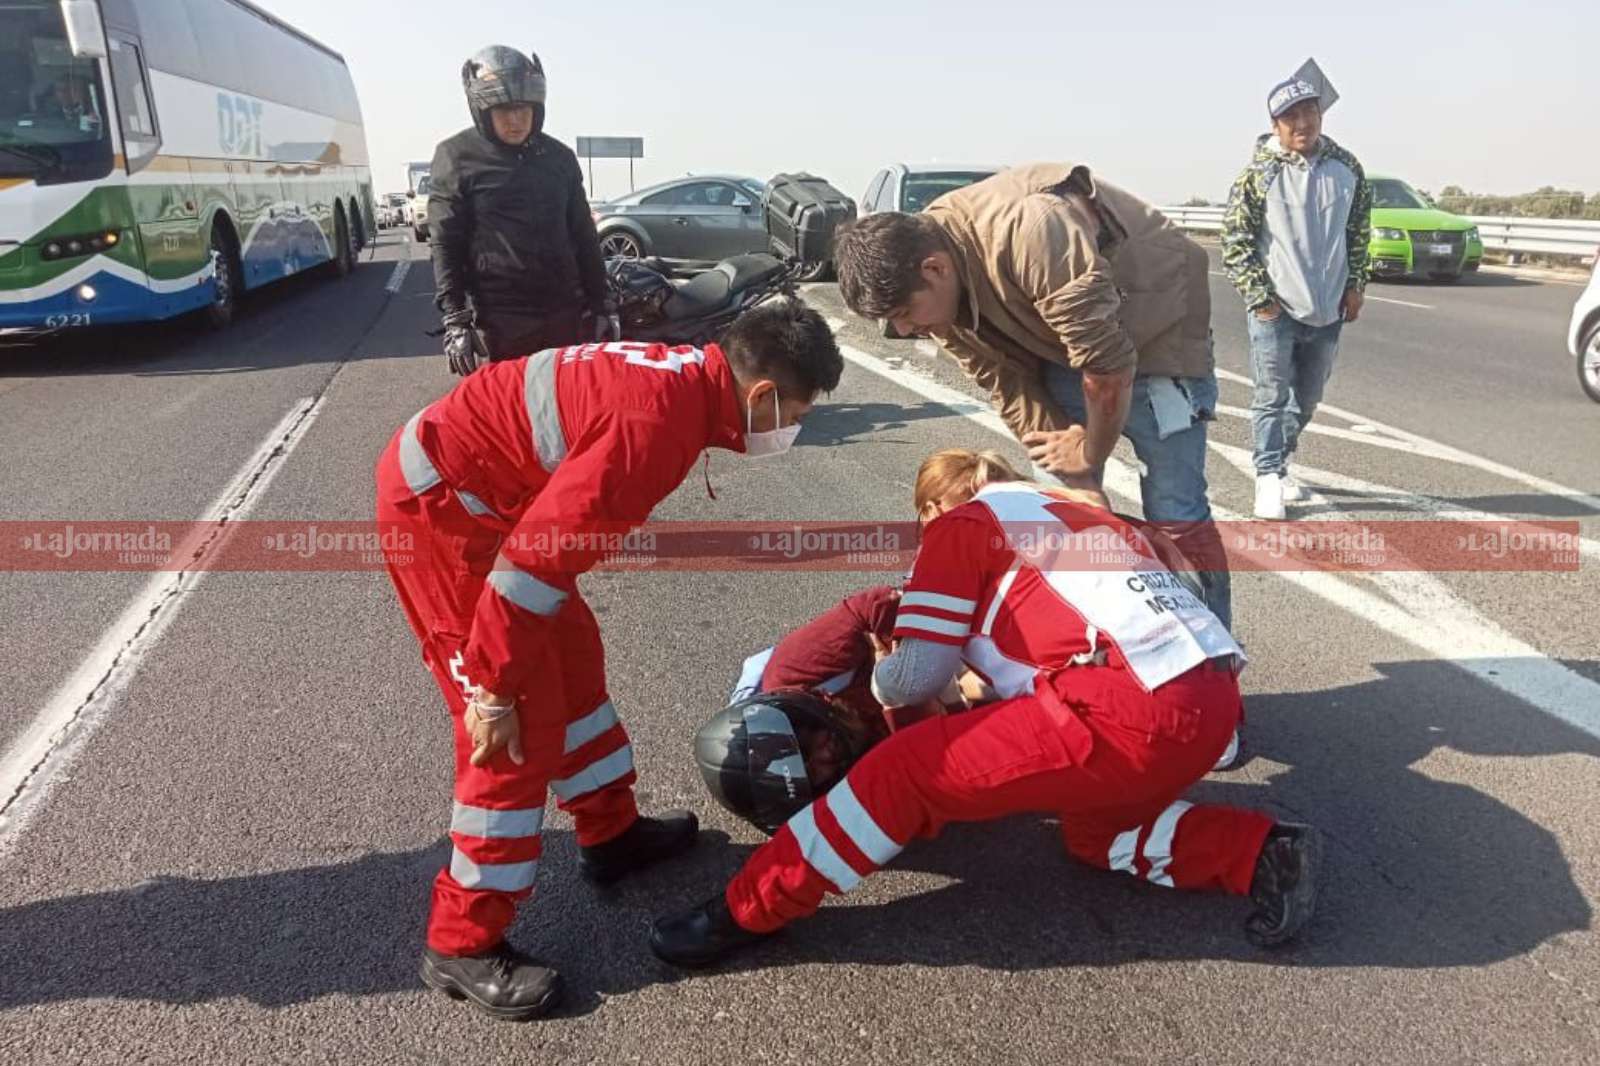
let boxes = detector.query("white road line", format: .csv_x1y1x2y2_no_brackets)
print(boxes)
1365,294,1434,309
1213,403,1469,463
1207,440,1600,562
1213,367,1600,516
836,342,1600,744
1207,270,1434,308
0,397,326,856
383,258,411,294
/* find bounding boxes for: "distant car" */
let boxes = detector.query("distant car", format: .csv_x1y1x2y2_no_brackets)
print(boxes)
592,175,772,272
1567,246,1600,403
411,177,431,243
859,163,1003,216
1367,175,1484,282
379,194,408,229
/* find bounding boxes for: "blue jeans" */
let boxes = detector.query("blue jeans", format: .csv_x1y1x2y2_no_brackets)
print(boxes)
1247,313,1344,475
1042,363,1232,631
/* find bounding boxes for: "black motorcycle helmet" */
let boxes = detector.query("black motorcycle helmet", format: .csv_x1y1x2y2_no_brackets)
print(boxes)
461,46,547,144
695,690,875,835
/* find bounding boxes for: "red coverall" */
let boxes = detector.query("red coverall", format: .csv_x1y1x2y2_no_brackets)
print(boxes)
377,341,742,955
757,584,900,735
726,484,1275,932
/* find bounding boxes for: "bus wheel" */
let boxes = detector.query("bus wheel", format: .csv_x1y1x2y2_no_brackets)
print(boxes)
204,225,241,331
329,207,354,278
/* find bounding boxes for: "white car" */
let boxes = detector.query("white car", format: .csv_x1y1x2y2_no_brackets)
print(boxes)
411,177,432,243
859,163,1002,216
1569,247,1600,404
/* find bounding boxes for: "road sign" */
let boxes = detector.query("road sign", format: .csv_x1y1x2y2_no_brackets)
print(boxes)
1293,58,1340,112
577,137,645,195
576,136,643,159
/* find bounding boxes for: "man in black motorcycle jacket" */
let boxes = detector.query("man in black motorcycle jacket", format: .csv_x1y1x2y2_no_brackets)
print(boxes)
430,46,618,375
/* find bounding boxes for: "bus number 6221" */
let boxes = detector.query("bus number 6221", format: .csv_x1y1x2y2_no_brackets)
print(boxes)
44,313,93,328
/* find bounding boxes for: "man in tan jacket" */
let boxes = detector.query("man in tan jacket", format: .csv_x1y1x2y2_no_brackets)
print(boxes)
834,162,1231,630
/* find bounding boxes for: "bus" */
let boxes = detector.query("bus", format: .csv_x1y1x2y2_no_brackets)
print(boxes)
0,0,376,334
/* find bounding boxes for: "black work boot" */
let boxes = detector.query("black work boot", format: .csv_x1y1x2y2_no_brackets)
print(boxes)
1245,822,1324,947
419,942,563,1021
578,809,699,886
650,894,772,968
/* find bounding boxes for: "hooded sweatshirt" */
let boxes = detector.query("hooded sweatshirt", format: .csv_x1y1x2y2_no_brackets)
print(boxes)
1221,134,1371,326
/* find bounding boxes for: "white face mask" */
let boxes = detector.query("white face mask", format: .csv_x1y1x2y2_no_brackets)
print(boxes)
744,386,801,459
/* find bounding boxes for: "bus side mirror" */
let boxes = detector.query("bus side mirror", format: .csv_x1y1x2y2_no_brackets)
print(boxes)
59,0,108,59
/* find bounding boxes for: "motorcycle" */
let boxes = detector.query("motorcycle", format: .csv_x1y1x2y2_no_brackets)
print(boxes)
605,252,804,348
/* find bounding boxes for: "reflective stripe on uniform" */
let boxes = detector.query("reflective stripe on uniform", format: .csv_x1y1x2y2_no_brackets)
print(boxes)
787,803,860,892
564,699,619,753
450,801,544,839
894,613,969,639
900,591,977,615
486,560,568,616
826,778,902,867
524,349,567,473
449,848,539,892
550,744,634,801
1108,827,1140,876
1142,800,1193,888
399,410,442,495
455,489,498,518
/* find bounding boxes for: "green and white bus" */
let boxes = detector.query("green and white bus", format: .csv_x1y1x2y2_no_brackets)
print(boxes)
0,0,375,334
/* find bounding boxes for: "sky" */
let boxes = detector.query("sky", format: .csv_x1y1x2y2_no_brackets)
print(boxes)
258,0,1598,207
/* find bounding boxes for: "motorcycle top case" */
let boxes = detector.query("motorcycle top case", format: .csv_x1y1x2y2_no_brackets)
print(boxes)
764,173,857,264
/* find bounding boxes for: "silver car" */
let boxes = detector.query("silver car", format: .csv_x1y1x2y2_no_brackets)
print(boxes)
592,175,770,272
860,163,1002,216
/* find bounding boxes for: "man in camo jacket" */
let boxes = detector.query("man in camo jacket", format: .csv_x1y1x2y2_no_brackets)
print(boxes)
1222,77,1371,520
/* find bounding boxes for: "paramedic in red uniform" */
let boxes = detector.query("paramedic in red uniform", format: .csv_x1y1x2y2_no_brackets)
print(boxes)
376,300,843,1020
652,449,1323,967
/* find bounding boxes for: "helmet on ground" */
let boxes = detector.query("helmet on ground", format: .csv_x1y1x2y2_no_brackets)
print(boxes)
460,46,547,143
695,690,875,835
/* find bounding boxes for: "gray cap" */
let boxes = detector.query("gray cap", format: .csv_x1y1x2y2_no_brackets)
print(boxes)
1268,78,1320,118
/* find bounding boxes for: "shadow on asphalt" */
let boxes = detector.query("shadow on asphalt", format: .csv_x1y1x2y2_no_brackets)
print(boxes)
1,660,1593,1015
0,246,435,380
799,401,975,446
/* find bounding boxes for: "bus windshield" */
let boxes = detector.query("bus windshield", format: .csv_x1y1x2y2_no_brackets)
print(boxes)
0,1,115,183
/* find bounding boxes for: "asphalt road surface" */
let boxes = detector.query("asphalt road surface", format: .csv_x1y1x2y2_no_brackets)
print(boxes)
1,232,1596,1065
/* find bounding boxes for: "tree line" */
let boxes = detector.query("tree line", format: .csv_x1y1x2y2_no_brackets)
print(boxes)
1184,187,1600,220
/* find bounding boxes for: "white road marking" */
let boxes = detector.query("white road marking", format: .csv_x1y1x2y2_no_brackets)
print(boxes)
1209,439,1600,562
1214,367,1600,516
836,342,1600,744
383,258,411,294
1207,443,1600,738
1206,270,1434,307
0,397,326,855
1214,402,1472,463
1366,294,1434,309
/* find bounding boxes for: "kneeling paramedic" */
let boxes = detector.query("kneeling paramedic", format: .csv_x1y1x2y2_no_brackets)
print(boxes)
651,449,1322,967
376,300,844,1019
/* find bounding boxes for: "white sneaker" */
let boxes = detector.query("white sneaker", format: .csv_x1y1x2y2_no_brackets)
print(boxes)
1281,472,1310,503
1254,474,1286,520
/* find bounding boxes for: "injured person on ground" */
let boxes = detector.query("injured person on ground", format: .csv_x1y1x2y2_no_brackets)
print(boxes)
655,447,1319,967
